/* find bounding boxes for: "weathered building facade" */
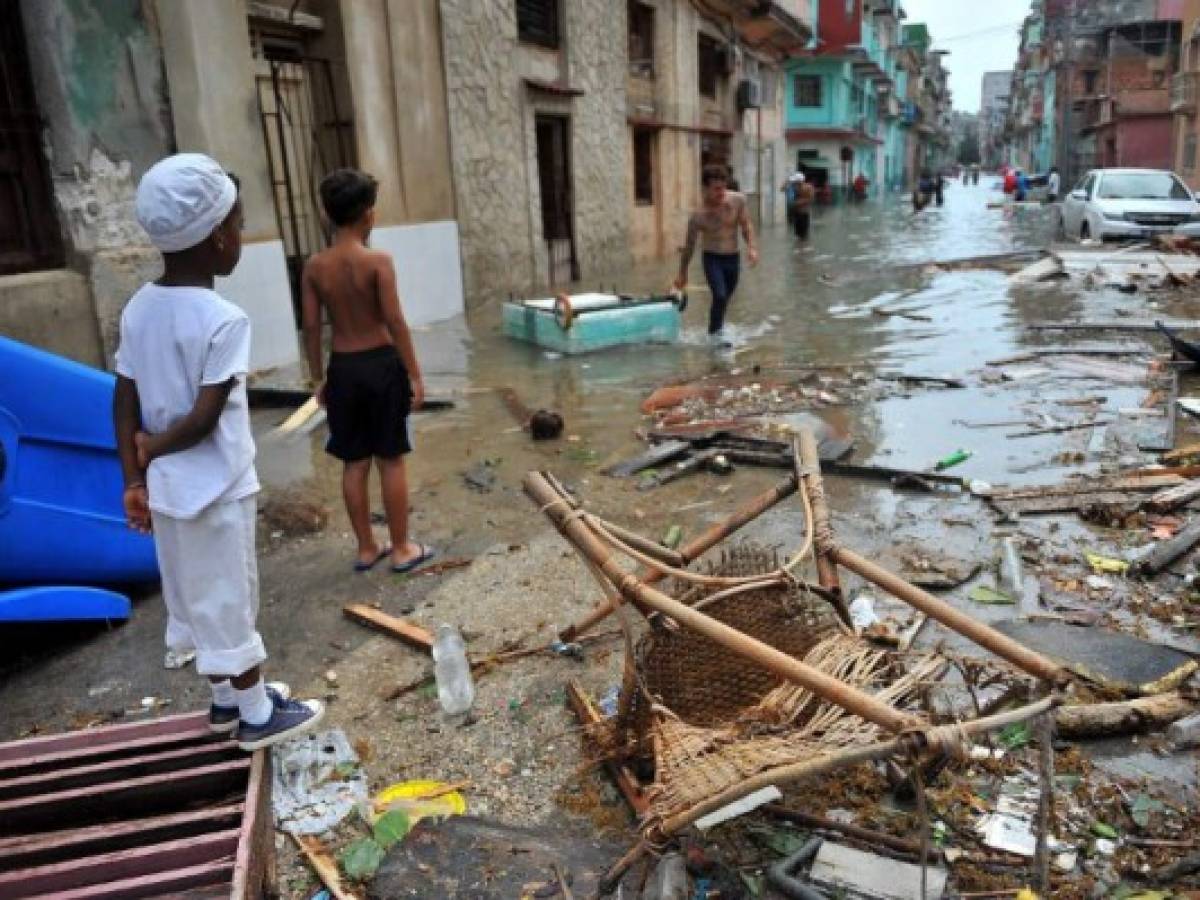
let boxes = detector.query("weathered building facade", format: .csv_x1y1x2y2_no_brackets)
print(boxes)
1171,0,1200,188
625,0,812,263
2,0,464,372
439,0,629,296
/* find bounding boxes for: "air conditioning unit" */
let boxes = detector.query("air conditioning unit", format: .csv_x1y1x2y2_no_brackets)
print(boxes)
737,77,762,109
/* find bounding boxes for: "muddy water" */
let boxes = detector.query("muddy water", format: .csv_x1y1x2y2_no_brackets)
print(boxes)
264,178,1142,545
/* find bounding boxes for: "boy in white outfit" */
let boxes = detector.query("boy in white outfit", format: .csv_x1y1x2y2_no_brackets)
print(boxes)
113,153,323,751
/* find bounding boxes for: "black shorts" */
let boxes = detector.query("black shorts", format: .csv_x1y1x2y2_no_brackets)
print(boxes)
324,346,412,462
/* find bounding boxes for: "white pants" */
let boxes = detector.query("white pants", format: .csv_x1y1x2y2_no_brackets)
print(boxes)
152,497,267,677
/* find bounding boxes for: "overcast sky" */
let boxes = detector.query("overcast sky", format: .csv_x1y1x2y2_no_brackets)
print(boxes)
900,0,1032,112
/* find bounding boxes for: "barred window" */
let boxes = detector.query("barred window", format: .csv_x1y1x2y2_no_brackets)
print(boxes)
794,75,822,108
517,0,560,49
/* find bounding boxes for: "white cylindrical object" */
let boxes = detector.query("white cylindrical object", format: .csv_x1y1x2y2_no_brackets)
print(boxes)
1000,536,1024,600
432,624,475,715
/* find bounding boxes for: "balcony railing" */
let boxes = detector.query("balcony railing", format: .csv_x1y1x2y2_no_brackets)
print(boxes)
1172,72,1197,113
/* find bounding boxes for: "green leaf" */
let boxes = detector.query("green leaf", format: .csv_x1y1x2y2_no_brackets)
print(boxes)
747,824,808,857
969,585,1016,606
340,837,385,881
1129,794,1165,829
1091,821,1118,840
998,722,1031,749
739,871,764,899
334,761,358,779
373,810,411,850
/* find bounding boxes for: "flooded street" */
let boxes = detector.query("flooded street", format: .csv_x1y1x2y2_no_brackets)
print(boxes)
7,179,1200,898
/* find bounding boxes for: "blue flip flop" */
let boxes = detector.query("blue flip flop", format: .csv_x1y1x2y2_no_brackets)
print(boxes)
353,546,392,573
392,544,436,574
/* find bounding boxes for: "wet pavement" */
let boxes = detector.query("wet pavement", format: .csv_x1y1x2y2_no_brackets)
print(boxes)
4,179,1200,896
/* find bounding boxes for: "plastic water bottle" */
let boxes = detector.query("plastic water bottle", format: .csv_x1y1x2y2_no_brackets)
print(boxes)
432,624,475,715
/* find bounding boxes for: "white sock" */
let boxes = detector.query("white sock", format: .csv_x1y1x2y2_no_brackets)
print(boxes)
236,680,273,726
211,680,236,707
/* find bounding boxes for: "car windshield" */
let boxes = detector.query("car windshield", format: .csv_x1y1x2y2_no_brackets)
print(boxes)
1096,173,1191,200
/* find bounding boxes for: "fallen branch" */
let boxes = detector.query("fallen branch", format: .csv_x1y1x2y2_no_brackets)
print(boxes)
1130,518,1200,577
1054,691,1194,738
343,605,434,654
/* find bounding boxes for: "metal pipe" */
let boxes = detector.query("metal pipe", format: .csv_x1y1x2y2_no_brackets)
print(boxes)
526,471,915,734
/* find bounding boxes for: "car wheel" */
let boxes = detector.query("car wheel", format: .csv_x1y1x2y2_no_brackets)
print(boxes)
1080,221,1091,241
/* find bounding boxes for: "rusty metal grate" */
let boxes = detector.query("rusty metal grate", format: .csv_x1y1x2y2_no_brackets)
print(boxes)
0,712,273,899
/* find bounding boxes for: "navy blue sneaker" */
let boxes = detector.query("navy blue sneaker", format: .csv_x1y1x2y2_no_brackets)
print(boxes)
235,692,325,751
209,682,291,734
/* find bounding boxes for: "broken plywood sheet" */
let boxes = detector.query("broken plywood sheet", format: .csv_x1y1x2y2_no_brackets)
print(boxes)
993,619,1196,694
808,841,948,900
1047,355,1148,384
1054,250,1200,281
989,474,1184,515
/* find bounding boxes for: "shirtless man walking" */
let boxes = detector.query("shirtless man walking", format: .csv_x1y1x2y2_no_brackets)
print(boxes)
301,168,432,574
674,165,758,338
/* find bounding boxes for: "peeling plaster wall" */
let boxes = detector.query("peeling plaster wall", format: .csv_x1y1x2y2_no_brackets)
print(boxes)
14,0,172,366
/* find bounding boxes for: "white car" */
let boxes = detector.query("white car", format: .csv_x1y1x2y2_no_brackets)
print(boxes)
1058,168,1200,241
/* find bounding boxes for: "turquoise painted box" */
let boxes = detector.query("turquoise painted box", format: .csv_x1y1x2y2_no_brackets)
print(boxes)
502,292,682,355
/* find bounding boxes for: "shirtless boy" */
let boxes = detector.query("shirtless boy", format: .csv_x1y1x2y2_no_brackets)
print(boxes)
674,165,758,337
302,169,432,573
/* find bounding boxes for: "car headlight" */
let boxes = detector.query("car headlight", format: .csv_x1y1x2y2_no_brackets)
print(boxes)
1101,210,1126,221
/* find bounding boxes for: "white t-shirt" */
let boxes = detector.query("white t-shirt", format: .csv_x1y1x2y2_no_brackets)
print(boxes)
115,284,259,519
1048,172,1061,196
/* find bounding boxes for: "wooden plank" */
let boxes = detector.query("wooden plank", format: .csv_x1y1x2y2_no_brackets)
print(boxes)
0,829,239,897
0,713,210,765
990,474,1183,502
564,681,649,816
1164,442,1200,464
292,835,359,900
603,440,690,477
37,859,233,900
0,741,239,801
342,604,434,654
1145,480,1200,513
0,758,251,837
992,490,1156,516
0,804,243,870
230,750,272,900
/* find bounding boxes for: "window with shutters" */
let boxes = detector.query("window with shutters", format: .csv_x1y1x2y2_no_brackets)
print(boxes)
628,1,655,77
517,0,560,49
793,75,821,108
698,34,721,98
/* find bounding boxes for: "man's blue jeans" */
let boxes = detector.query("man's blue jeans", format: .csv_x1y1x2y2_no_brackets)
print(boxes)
702,252,740,335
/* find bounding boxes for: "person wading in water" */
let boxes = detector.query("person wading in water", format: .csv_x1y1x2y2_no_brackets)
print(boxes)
674,164,758,343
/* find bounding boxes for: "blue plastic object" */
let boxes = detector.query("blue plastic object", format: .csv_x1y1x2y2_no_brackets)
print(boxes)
0,585,131,622
0,336,159,584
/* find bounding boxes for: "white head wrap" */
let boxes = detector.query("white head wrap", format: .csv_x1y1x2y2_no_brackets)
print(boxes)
136,153,237,253
789,172,806,183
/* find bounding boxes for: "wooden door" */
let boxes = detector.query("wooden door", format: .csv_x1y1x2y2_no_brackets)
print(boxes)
0,0,63,275
535,114,577,286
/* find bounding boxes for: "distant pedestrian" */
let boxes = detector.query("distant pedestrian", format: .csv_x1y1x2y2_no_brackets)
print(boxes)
675,164,758,339
303,168,433,575
1046,166,1061,203
914,169,935,212
1003,168,1017,195
1015,169,1029,202
782,171,814,240
935,172,946,207
852,173,869,201
114,153,324,751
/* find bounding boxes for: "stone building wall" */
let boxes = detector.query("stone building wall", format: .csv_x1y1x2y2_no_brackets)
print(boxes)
439,0,630,304
563,0,632,284
10,0,173,366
